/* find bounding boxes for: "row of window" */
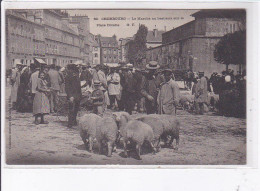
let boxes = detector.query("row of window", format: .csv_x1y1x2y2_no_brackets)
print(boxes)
45,42,80,57
8,18,45,41
102,42,117,47
104,56,117,59
45,28,80,46
103,48,118,54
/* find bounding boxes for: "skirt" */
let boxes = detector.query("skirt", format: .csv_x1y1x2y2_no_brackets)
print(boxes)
33,91,50,115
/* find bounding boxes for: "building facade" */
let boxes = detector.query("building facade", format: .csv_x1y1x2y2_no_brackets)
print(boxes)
146,10,246,76
6,10,45,68
119,37,133,63
99,35,119,65
6,9,90,69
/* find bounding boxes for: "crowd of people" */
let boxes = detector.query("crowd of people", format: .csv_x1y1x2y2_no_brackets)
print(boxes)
8,60,246,128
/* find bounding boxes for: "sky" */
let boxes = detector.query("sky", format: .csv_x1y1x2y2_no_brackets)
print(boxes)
67,9,199,39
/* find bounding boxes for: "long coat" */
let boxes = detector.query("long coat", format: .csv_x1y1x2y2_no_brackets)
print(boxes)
65,70,82,101
11,68,21,103
33,78,50,115
195,76,208,103
157,79,180,115
48,69,61,91
107,72,120,95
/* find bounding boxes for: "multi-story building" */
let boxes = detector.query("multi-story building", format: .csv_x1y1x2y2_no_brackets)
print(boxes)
92,35,101,65
70,15,90,64
43,10,81,66
99,35,119,65
6,10,45,68
6,9,88,69
146,9,246,76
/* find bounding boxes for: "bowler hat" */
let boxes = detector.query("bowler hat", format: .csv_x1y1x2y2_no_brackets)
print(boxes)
146,61,160,70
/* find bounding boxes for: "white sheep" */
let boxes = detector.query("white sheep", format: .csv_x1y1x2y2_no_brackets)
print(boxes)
118,113,155,160
96,116,118,157
179,94,194,110
78,113,101,152
136,116,165,152
148,114,180,150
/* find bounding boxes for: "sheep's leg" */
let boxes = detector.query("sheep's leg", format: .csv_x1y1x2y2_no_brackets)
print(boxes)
154,139,161,152
170,135,179,150
97,141,102,154
136,144,142,160
123,139,128,158
89,136,93,152
113,143,117,153
150,141,156,155
107,141,112,157
81,137,88,150
175,135,179,150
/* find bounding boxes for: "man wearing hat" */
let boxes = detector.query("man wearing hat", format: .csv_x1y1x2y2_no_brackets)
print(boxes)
194,72,208,115
140,61,164,114
65,63,82,128
157,69,180,115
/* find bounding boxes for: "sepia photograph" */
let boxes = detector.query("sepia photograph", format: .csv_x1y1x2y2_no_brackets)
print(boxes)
3,8,247,165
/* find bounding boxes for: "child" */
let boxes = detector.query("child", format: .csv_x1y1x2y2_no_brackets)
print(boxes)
33,72,51,125
91,80,104,116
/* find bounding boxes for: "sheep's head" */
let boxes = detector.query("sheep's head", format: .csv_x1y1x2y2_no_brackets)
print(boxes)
112,113,130,130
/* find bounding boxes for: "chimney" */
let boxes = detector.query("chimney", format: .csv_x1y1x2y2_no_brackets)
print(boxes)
164,26,166,32
153,28,158,37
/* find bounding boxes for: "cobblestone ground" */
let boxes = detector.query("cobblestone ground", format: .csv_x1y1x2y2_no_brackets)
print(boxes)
5,87,246,165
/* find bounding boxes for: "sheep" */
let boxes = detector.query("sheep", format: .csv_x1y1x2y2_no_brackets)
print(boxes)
118,113,155,160
207,93,220,111
136,116,164,152
179,94,194,110
78,113,101,152
95,116,118,157
148,114,180,150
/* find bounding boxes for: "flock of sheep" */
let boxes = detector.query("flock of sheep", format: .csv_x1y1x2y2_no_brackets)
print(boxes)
79,112,180,160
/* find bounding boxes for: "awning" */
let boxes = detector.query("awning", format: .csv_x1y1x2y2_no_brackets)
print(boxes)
104,63,119,67
34,58,46,64
74,60,83,65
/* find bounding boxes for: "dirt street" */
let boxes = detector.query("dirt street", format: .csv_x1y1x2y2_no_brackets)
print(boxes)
5,87,246,165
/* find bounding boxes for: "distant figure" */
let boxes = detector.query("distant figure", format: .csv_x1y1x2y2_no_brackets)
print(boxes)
157,69,180,115
194,72,208,115
10,62,23,109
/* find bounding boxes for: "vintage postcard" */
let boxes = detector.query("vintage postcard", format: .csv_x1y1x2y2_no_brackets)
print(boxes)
2,2,256,168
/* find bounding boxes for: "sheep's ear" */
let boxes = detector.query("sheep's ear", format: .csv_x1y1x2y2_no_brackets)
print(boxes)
122,114,130,122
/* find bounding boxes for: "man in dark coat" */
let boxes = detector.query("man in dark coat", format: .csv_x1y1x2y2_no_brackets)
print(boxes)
124,64,137,114
80,65,92,87
65,64,82,128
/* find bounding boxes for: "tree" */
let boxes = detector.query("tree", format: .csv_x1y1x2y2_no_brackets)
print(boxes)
214,30,246,72
126,24,148,66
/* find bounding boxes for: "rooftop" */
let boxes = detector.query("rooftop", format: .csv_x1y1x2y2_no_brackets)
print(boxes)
146,29,164,43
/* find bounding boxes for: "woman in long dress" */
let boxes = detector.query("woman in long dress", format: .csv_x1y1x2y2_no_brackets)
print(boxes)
33,72,51,125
